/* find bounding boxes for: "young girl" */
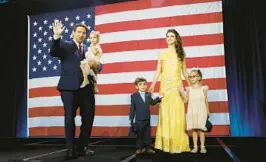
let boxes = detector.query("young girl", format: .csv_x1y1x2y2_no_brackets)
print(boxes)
186,68,210,153
80,31,102,93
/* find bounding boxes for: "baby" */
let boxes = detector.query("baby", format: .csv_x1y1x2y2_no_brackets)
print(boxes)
80,31,102,93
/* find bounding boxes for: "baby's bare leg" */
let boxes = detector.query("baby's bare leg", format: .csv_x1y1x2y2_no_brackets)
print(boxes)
92,73,99,93
80,64,88,81
80,63,90,88
93,82,99,93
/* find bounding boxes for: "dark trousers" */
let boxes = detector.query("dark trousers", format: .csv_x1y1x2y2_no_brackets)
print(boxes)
136,120,151,149
60,85,95,150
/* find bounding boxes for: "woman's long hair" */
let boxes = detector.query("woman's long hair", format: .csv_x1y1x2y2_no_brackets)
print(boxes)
166,29,185,61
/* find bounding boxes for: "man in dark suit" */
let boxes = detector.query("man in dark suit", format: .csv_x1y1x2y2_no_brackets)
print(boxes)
129,77,163,155
49,20,102,160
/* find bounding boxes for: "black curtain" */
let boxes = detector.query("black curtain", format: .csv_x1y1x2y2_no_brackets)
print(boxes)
223,0,266,136
0,4,25,137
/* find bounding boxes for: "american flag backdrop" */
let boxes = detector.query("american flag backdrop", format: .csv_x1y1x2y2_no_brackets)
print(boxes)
27,0,230,137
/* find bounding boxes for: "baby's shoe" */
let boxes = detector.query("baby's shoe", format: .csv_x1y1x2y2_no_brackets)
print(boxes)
80,79,90,88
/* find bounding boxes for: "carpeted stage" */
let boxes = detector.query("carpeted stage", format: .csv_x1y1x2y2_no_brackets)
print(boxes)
0,137,264,162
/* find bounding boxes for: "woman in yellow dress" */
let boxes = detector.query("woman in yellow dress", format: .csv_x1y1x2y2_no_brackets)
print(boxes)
149,29,190,153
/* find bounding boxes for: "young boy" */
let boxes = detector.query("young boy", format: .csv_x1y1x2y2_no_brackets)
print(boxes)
129,77,163,155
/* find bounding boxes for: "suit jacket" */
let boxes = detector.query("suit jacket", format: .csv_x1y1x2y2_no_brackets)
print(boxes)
49,38,102,91
129,92,161,121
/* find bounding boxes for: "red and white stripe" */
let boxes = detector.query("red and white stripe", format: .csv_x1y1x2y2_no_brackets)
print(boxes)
28,0,230,137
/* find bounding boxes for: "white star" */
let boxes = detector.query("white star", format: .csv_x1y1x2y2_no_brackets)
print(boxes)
33,21,38,26
70,22,74,26
49,25,52,29
48,48,51,52
69,34,73,39
43,54,47,59
32,55,37,60
33,44,37,49
87,26,91,30
43,66,47,71
48,36,52,41
53,65,57,70
81,21,85,24
43,20,48,24
38,49,42,54
48,59,52,64
33,33,37,37
58,60,61,64
37,60,41,66
87,14,91,18
43,43,47,47
76,15,80,20
38,26,43,31
32,67,37,72
38,38,42,42
64,17,69,21
43,31,48,36
65,28,69,33
86,38,90,42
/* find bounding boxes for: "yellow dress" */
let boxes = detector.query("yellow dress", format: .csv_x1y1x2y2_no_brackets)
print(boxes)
154,50,191,153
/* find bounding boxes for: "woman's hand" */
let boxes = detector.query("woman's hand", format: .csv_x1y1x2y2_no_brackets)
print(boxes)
159,92,163,99
177,86,187,103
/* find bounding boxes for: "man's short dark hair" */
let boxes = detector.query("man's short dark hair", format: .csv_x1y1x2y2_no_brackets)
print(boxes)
134,77,147,85
73,23,89,32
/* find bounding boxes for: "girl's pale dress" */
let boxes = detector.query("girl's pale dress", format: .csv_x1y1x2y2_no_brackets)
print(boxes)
186,86,208,131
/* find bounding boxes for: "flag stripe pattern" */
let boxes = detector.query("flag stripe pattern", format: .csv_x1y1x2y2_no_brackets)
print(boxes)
28,0,229,137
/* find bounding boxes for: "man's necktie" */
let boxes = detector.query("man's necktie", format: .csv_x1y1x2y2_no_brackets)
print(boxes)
78,44,83,57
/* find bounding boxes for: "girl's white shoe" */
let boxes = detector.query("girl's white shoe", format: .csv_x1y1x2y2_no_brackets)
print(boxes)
200,146,207,153
191,146,198,153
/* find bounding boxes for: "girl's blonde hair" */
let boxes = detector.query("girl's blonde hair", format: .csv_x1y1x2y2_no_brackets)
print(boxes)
90,31,100,40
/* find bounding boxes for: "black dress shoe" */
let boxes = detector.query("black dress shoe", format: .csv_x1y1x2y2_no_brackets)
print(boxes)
146,148,155,154
77,146,95,156
85,147,95,156
63,149,77,161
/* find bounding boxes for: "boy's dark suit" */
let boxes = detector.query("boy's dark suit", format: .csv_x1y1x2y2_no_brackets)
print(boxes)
129,92,161,150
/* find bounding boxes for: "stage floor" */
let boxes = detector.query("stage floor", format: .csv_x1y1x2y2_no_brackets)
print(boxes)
0,137,264,162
